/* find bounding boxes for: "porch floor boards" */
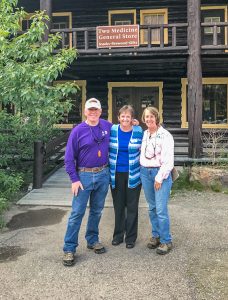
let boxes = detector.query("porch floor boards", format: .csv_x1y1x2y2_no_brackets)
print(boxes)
17,167,148,207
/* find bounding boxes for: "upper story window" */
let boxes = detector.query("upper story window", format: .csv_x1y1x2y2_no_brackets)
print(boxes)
201,6,227,46
108,10,136,26
21,12,72,47
140,9,168,45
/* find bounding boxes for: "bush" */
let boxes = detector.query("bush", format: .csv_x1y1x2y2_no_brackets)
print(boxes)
0,170,23,224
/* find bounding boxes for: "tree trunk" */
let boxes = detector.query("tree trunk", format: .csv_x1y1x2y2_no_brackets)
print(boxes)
40,0,52,42
187,0,202,158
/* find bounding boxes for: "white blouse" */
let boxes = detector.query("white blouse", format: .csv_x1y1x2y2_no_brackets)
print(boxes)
140,126,174,183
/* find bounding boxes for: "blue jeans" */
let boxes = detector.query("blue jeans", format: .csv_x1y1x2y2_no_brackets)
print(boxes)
63,167,109,253
140,166,173,244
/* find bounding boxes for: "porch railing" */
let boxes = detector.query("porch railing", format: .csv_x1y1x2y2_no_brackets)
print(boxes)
33,131,70,189
50,22,228,54
50,23,188,54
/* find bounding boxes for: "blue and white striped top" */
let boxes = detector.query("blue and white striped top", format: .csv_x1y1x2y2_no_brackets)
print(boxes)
109,124,143,189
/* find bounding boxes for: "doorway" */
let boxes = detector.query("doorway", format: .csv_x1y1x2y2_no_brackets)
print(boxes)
108,82,163,126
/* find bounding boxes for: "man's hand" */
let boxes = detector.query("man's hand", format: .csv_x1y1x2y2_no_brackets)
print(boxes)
154,181,162,191
72,181,84,196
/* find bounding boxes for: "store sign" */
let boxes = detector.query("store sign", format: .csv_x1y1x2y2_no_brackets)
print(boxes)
96,25,139,48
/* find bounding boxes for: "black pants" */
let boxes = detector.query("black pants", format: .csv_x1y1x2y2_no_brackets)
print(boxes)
111,172,141,244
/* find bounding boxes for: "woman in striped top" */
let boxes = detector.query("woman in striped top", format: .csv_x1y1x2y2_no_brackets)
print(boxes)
109,105,143,249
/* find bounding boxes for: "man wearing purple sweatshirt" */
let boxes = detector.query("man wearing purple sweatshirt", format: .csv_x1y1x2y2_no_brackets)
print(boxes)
63,98,112,266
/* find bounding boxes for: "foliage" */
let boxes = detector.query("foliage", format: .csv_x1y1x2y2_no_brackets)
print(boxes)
0,0,78,215
0,169,23,222
171,167,205,195
210,180,223,193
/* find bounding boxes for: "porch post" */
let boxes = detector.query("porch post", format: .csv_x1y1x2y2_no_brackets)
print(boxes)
40,0,52,42
187,0,202,158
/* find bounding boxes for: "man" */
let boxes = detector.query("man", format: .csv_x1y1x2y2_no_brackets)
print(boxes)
63,98,112,266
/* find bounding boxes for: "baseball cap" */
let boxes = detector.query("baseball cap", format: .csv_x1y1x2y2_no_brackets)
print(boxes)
85,98,101,110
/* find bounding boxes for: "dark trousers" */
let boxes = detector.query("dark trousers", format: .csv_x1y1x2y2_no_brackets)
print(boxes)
111,172,141,244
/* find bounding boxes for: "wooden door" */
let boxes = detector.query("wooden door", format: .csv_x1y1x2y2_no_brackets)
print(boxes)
112,86,159,126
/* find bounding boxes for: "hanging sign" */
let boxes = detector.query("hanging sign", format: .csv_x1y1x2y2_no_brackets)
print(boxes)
96,25,139,49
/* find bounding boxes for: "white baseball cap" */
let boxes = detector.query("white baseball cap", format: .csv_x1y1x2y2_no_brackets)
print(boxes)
85,98,101,110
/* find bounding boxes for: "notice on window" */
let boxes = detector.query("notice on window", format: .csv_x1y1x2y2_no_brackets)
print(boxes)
96,25,139,48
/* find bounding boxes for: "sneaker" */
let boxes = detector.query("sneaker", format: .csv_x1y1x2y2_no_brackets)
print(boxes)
147,237,160,249
63,252,75,266
87,242,106,254
156,243,173,255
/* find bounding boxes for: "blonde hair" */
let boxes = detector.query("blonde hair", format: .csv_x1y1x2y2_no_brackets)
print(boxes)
141,107,160,125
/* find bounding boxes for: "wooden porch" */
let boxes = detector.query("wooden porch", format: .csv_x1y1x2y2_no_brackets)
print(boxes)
50,22,228,56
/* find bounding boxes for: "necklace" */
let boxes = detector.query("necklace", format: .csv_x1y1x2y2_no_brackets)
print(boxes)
89,122,105,157
144,130,157,159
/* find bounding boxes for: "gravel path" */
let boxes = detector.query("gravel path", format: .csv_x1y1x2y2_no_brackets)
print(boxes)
0,191,227,300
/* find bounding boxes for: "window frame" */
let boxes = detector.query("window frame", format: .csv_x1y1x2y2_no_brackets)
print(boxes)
108,9,137,26
140,8,168,45
181,78,228,129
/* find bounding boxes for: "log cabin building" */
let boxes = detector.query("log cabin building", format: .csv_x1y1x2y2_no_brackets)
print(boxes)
18,0,228,159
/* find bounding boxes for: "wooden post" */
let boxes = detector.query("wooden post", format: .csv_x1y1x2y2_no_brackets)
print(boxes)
40,0,52,42
187,0,202,158
33,141,44,189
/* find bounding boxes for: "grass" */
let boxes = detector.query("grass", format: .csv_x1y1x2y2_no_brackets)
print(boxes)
172,168,204,194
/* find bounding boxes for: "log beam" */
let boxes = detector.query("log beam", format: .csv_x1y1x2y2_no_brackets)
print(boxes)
40,0,52,42
187,0,202,158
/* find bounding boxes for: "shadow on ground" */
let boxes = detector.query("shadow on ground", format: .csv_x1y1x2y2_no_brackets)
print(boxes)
0,246,27,263
6,208,67,231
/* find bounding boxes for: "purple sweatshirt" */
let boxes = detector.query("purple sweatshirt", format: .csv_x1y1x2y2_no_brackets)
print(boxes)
65,119,112,183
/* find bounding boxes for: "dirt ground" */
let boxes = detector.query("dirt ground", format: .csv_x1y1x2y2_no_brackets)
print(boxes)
0,190,228,300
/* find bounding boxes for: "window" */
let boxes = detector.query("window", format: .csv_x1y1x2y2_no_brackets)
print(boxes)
52,13,72,48
54,80,86,129
181,78,228,128
140,9,168,44
108,10,136,26
201,6,227,46
21,12,72,48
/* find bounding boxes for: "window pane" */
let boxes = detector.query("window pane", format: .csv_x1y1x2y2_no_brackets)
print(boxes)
143,14,164,43
203,84,227,124
115,20,131,25
204,17,221,34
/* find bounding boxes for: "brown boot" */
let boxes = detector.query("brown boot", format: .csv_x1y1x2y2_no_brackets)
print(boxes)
156,243,173,255
147,237,160,249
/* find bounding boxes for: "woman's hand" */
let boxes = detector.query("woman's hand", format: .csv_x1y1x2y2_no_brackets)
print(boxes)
154,181,162,191
132,119,139,126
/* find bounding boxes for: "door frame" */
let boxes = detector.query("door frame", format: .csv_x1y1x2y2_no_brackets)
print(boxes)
108,82,163,123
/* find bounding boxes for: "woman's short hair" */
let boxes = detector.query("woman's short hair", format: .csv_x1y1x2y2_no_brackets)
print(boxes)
141,106,160,125
118,105,135,118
